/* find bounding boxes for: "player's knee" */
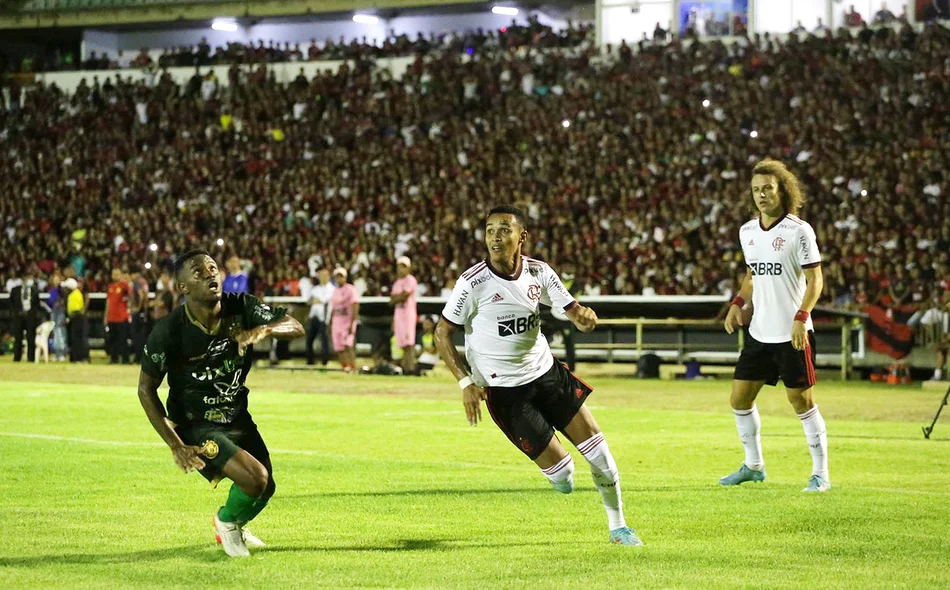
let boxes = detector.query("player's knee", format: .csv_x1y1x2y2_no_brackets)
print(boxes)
245,464,270,498
262,475,276,501
786,387,812,408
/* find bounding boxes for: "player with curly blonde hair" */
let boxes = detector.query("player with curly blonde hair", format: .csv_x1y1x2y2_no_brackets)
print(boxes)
722,160,830,493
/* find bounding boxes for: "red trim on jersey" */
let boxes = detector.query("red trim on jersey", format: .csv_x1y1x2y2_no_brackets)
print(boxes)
563,300,579,312
462,262,487,280
785,215,804,225
802,262,822,269
759,214,787,232
804,339,817,387
440,313,464,327
485,256,523,281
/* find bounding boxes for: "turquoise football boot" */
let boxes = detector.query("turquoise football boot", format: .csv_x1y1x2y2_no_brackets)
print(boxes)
802,475,831,492
609,527,644,546
719,464,766,486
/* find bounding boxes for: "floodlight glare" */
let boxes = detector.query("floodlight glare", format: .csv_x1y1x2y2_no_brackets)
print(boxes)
492,6,519,16
211,20,238,32
352,14,379,25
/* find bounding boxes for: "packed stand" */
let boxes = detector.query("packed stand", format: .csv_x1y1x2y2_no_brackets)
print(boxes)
1,22,949,326
1,16,592,73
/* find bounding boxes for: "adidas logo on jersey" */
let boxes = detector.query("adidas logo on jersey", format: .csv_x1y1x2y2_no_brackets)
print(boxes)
490,293,504,303
748,239,754,246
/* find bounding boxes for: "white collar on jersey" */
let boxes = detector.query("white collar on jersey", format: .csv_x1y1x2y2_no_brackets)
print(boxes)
485,256,523,281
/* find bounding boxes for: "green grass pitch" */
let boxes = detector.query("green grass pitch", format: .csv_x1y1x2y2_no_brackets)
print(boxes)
1,361,949,589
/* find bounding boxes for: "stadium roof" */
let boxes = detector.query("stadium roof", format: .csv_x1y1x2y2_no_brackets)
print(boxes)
0,0,551,29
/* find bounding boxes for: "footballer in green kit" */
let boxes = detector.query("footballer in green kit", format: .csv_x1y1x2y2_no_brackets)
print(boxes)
137,249,304,557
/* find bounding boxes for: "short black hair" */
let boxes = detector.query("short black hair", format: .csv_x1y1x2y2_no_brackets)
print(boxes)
173,248,213,279
486,205,527,229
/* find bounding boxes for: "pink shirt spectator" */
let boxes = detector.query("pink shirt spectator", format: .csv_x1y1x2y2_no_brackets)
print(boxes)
331,283,359,325
392,274,419,347
330,283,360,351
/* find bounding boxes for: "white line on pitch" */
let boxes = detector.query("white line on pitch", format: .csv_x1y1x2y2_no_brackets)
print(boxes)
0,431,525,472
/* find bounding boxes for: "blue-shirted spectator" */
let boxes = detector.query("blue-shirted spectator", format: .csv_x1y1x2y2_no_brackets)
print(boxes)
222,255,248,294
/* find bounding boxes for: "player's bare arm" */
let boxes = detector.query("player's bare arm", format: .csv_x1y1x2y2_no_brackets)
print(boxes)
566,305,598,333
792,266,824,351
231,315,305,354
137,370,206,473
434,318,486,426
725,269,753,335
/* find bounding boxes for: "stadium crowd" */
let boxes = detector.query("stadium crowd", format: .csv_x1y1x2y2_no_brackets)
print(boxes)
4,16,592,73
1,21,949,320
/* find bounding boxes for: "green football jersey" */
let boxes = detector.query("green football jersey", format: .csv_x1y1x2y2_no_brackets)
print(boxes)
141,293,286,425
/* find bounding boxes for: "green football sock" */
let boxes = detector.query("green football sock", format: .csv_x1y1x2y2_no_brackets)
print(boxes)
217,485,259,524
240,494,270,524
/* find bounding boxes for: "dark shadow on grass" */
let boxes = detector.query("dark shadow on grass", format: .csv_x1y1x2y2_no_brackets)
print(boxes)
280,487,556,500
281,485,739,500
0,544,211,568
260,538,576,554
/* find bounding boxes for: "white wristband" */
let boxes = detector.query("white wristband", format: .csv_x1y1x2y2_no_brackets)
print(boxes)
458,376,474,390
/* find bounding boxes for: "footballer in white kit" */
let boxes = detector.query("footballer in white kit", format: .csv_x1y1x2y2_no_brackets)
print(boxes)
435,205,643,546
722,159,830,493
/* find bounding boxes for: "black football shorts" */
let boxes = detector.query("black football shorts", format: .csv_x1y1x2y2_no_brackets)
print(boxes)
484,358,593,460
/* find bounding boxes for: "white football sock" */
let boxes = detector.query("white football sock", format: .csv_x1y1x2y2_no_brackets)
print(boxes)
734,405,764,470
798,405,829,479
540,454,574,491
577,433,626,530
935,369,943,380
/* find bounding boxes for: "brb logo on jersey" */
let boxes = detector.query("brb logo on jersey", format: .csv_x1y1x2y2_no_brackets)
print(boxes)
750,262,783,276
527,284,541,301
497,312,540,336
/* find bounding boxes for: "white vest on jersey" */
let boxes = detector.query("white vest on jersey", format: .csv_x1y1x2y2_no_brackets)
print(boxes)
441,256,578,387
739,214,821,343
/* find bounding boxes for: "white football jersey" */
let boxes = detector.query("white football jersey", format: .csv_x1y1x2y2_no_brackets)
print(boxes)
441,256,578,387
739,214,821,343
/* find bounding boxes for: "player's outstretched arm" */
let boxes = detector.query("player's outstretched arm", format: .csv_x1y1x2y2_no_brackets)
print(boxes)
232,315,305,351
566,304,598,333
137,370,205,473
725,269,753,334
434,318,487,426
